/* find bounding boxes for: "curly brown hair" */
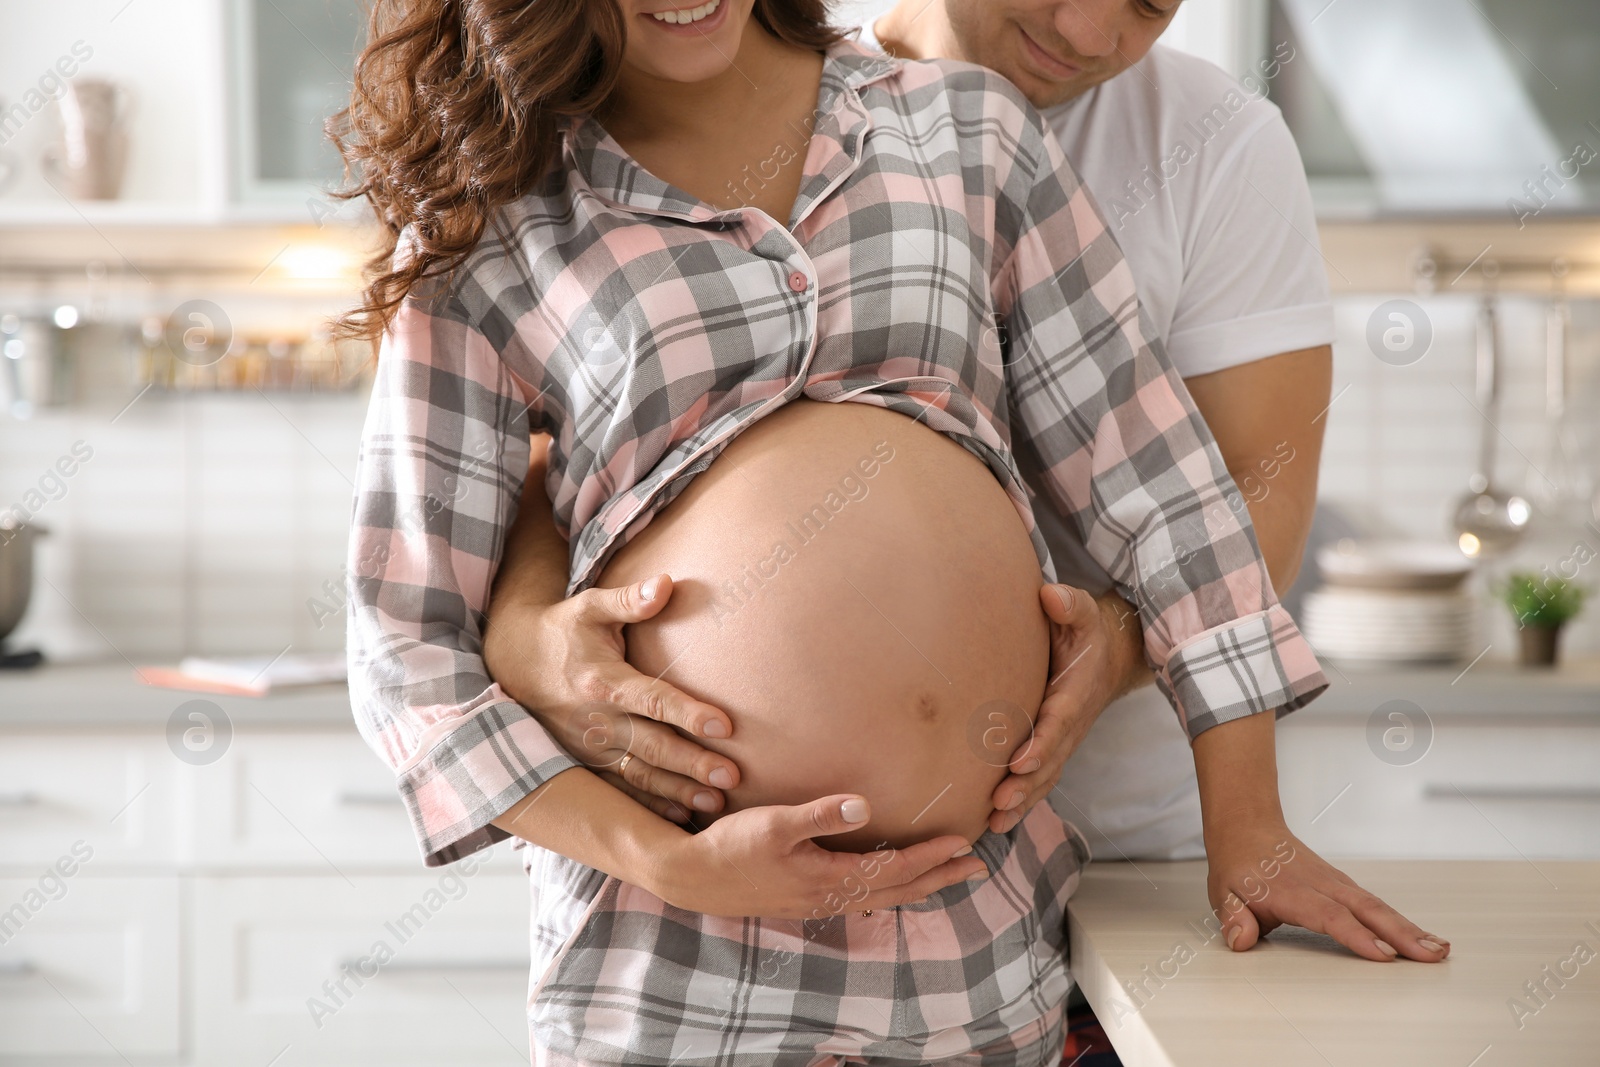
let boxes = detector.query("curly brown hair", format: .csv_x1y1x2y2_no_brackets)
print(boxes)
330,1,842,340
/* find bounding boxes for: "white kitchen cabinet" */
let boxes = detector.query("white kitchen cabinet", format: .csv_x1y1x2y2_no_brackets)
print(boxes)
224,0,366,208
0,734,184,868
0,669,535,1067
0,0,364,225
0,875,181,1059
1278,713,1600,860
192,872,530,1066
191,731,432,869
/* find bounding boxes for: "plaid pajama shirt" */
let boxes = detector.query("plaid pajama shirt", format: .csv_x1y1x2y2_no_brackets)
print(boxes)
522,804,1089,1067
346,39,1327,1063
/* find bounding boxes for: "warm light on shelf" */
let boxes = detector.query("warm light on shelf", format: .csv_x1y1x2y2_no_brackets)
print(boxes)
277,244,356,281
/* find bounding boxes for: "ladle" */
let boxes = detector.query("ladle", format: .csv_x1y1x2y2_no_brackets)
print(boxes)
1451,288,1530,558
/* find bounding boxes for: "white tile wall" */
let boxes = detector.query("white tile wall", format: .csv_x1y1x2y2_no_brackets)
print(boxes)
1318,291,1600,659
1,381,365,663
2,290,1597,665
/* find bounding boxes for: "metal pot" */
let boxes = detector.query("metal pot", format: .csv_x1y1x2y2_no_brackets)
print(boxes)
0,522,44,642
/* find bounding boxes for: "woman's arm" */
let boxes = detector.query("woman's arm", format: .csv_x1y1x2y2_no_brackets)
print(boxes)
989,347,1333,829
347,294,575,867
995,116,1325,754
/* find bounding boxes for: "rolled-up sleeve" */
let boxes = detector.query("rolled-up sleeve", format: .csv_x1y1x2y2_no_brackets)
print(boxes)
346,293,579,867
995,115,1326,739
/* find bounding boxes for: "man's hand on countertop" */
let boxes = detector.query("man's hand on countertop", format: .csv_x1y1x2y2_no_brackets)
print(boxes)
1205,819,1452,963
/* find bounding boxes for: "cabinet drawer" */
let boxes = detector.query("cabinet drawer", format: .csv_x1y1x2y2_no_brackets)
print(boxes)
0,734,182,868
193,864,531,1065
194,731,432,868
1278,716,1600,859
0,876,180,1057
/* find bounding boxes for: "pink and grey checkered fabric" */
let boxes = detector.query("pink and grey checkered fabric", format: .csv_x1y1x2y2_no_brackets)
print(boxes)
345,41,1326,868
521,804,1089,1067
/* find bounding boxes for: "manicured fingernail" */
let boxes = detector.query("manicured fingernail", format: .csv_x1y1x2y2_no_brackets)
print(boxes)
1374,939,1398,957
1423,932,1450,946
702,718,729,739
691,791,718,813
1016,758,1041,775
969,867,991,881
1418,938,1445,953
1000,792,1024,811
709,768,734,789
1226,926,1242,950
951,844,973,857
640,576,661,601
841,798,869,823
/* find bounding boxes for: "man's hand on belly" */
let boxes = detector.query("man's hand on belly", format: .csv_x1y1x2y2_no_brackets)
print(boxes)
987,584,1145,834
484,568,743,821
482,437,747,820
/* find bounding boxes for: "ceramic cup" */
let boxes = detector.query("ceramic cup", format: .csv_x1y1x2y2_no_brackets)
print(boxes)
42,79,133,200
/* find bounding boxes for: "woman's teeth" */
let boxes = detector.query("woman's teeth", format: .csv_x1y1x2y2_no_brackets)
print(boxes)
652,0,720,24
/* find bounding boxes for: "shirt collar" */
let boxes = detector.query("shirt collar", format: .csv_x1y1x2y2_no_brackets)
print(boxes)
562,38,899,225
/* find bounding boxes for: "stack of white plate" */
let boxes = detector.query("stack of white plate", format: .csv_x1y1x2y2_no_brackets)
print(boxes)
1302,541,1475,664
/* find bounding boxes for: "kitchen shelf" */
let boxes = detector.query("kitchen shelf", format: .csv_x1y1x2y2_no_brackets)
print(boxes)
0,199,371,229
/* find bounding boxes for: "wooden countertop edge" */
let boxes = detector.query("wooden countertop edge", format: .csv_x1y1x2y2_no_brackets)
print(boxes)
1067,904,1178,1067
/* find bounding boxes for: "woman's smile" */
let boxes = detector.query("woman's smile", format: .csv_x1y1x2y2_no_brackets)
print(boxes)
642,0,729,36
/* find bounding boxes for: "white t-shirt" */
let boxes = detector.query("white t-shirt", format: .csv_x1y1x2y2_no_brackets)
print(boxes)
862,29,1335,861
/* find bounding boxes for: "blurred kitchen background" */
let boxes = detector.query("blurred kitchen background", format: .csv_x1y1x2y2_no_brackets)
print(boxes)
1,1,1598,1065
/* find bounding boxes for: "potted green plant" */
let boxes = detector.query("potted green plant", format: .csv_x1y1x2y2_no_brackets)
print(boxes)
1500,573,1586,667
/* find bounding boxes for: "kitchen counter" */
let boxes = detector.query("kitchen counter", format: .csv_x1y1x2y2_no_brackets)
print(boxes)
1068,859,1600,1067
1306,658,1600,718
0,662,353,727
5,658,1599,729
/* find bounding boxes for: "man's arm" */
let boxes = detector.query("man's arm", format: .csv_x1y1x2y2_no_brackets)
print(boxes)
1178,345,1445,962
1184,345,1332,592
487,435,570,607
481,436,743,821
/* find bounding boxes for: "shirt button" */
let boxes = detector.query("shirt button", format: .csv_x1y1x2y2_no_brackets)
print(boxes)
787,271,809,293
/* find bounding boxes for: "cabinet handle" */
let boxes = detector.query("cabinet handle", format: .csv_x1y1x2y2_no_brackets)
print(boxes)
0,792,39,807
338,958,527,974
336,791,402,807
1425,785,1600,802
0,960,36,976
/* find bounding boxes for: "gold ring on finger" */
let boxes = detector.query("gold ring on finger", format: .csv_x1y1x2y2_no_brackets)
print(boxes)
617,753,634,775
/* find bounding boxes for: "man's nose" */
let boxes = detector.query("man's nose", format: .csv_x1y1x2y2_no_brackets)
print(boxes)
1050,0,1123,58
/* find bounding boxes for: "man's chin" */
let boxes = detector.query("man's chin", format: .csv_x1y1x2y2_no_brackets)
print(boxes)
1004,68,1097,111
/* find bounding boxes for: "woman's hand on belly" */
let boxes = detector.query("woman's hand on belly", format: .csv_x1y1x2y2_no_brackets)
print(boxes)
655,792,989,919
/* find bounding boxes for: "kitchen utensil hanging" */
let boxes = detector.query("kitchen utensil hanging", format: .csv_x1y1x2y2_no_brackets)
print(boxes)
1451,267,1531,559
1531,260,1590,519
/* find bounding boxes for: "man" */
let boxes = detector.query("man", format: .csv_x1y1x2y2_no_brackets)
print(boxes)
482,0,1446,993
866,0,1331,864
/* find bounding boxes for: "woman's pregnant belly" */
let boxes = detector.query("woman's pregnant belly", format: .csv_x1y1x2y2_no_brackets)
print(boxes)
597,400,1049,852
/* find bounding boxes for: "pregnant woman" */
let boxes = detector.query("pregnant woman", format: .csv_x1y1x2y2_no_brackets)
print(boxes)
339,0,1324,1063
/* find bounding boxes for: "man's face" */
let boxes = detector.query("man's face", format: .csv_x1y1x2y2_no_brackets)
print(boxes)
943,0,1183,109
